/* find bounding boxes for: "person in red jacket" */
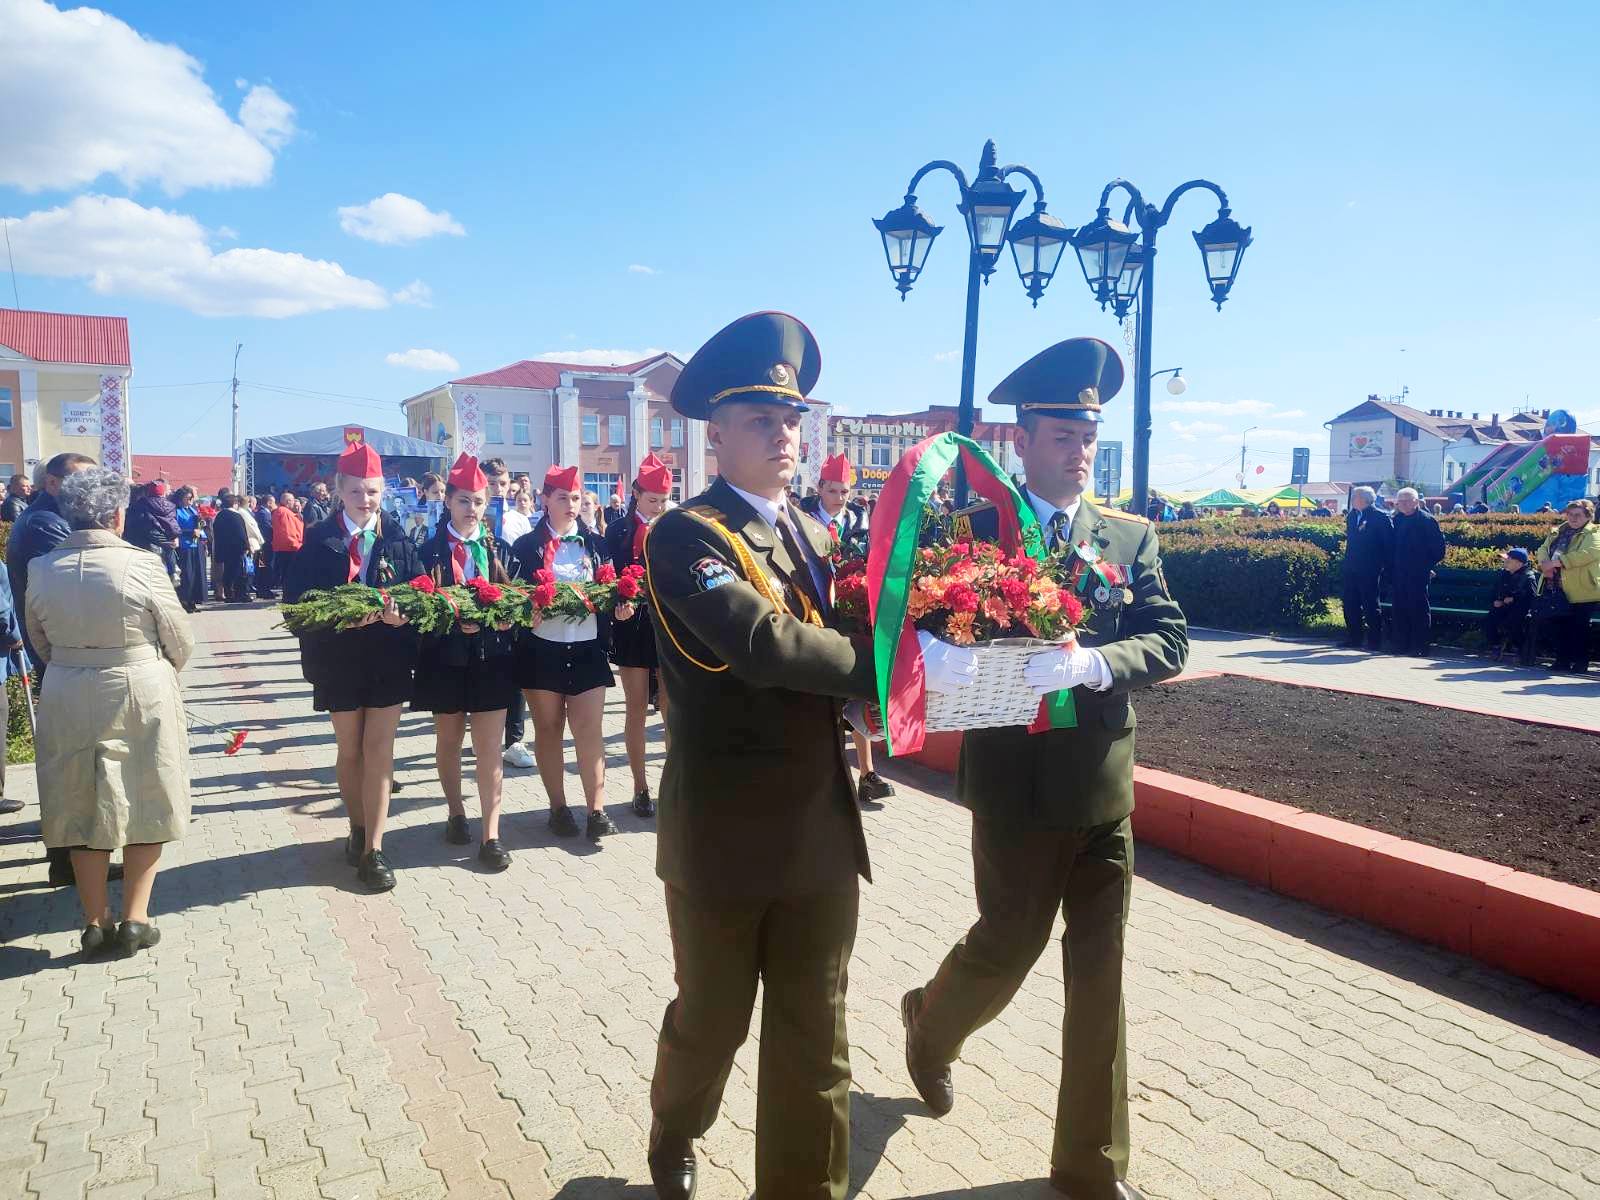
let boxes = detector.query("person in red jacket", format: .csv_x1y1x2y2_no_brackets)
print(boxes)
271,490,304,592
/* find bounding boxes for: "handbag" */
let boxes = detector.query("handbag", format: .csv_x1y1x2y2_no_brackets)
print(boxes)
1532,575,1570,619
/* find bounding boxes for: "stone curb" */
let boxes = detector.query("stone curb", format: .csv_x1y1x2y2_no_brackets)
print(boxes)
901,734,1600,1005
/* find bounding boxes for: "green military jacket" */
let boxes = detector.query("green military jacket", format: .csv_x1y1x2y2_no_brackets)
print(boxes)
644,477,878,899
950,495,1188,829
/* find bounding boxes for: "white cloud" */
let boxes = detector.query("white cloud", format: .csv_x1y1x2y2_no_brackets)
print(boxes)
933,350,960,363
627,263,657,275
0,0,294,193
1275,409,1308,419
535,348,668,366
386,348,459,372
1153,398,1275,415
392,279,433,306
4,194,391,318
337,193,465,244
1169,420,1227,441
1246,427,1316,444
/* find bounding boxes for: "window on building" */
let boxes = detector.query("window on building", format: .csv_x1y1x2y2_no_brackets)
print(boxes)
0,387,14,429
0,463,15,481
608,414,626,446
583,472,620,500
512,414,530,445
581,413,599,446
484,413,504,444
671,418,685,448
869,436,892,468
650,416,664,449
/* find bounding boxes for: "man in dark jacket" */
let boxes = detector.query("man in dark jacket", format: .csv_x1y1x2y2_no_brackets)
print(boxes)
1,475,31,522
124,482,181,576
211,495,253,603
302,481,332,526
1389,486,1447,654
1340,486,1393,650
5,452,103,884
1485,547,1536,660
253,494,277,597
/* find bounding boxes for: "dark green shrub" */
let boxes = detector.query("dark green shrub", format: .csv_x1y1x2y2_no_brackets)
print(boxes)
1160,536,1331,630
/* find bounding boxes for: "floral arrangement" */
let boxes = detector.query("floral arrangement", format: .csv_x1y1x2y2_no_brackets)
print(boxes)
278,566,645,635
833,536,1084,645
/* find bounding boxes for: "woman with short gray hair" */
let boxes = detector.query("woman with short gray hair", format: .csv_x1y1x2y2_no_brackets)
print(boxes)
26,467,194,958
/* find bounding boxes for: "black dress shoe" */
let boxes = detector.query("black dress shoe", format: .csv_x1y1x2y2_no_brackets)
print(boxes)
80,924,115,956
445,813,471,844
358,849,396,892
116,920,162,956
587,809,618,842
647,1135,697,1200
0,797,23,814
900,988,954,1117
345,829,365,867
548,807,580,837
1049,1177,1144,1199
632,788,656,818
857,772,895,804
478,839,512,871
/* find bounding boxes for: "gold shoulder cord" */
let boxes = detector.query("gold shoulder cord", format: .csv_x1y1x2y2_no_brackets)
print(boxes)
644,509,823,674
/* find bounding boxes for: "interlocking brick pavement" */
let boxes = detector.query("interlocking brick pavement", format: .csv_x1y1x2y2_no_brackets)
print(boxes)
1,602,1596,1199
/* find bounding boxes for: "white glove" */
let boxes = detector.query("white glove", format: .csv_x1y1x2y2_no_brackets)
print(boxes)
1024,643,1112,696
918,630,979,694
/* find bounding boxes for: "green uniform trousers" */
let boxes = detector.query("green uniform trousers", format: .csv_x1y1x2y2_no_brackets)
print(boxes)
650,882,858,1200
915,816,1133,1198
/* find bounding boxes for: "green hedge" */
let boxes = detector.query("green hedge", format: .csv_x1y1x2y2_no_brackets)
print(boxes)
1160,536,1331,630
1162,512,1563,555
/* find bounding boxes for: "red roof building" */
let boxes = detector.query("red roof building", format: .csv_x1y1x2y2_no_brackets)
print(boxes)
131,454,233,496
0,307,134,481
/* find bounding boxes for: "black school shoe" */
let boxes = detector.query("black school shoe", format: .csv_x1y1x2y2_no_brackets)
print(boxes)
116,920,162,956
358,850,396,892
478,839,512,871
858,772,895,804
445,813,471,845
587,809,618,842
632,788,656,818
548,807,580,837
80,923,116,956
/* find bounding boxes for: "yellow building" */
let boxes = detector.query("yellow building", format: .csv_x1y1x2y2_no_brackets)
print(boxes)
0,308,133,481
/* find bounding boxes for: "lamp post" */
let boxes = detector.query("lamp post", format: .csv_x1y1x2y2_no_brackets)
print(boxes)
1238,425,1258,488
1069,179,1251,516
874,139,1069,503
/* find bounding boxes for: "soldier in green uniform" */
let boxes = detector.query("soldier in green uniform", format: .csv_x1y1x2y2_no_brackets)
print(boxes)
643,312,883,1200
899,337,1188,1200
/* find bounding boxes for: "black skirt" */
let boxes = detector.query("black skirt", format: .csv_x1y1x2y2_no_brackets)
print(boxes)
412,653,519,714
609,606,658,670
312,662,415,713
517,636,613,696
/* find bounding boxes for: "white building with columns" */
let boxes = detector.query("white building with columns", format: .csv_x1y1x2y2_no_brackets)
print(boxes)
401,353,712,501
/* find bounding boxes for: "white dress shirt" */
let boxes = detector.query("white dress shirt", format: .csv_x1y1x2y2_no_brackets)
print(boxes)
534,528,598,644
500,507,534,544
726,483,786,528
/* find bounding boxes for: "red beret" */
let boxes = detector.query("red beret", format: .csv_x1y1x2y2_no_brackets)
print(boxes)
634,452,673,495
818,453,855,486
446,453,487,492
543,464,580,494
336,443,383,480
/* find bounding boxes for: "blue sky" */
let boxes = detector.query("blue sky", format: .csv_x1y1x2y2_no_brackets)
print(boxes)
3,0,1597,489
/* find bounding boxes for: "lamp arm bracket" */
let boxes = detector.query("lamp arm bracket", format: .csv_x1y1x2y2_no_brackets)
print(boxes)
998,164,1045,206
1158,179,1230,226
905,160,970,201
1098,179,1147,220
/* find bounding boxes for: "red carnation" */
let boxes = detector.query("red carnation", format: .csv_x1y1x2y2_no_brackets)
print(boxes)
1062,592,1085,624
617,574,641,600
949,541,973,558
532,583,557,608
595,563,618,584
225,730,248,756
944,582,980,614
534,568,555,585
408,574,437,594
622,565,645,581
466,577,503,603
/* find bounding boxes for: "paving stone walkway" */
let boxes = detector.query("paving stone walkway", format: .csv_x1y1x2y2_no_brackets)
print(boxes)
1,603,1597,1199
1185,628,1600,731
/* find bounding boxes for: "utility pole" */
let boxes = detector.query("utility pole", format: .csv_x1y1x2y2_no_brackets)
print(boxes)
230,343,243,492
1238,425,1258,487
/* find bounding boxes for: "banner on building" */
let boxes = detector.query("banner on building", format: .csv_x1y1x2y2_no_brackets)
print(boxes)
98,375,126,472
62,401,101,436
1346,428,1385,459
457,392,482,456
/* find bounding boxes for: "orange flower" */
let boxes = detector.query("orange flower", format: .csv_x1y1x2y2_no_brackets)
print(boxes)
944,610,977,645
982,595,1012,629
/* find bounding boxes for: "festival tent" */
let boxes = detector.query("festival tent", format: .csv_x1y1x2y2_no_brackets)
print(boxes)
240,425,449,495
1190,487,1254,509
1253,485,1322,510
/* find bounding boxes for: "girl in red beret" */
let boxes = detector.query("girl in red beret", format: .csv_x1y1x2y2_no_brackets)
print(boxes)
412,454,521,870
509,465,636,842
603,453,673,817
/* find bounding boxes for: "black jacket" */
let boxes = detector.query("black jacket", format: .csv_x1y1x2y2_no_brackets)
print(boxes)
124,494,180,554
603,509,648,573
1391,509,1446,578
1,495,29,523
510,516,613,648
1344,505,1394,573
415,524,515,665
212,508,252,558
1492,565,1535,613
800,495,867,542
283,513,423,685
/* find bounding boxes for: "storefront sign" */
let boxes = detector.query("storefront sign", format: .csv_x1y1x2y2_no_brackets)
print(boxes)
834,418,933,438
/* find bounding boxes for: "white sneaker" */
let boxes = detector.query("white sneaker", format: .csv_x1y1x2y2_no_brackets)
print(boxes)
502,742,535,769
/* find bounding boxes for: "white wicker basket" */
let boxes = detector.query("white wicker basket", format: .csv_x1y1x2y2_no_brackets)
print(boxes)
923,637,1068,733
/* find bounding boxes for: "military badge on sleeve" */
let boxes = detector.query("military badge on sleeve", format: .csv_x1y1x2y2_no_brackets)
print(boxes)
690,556,737,592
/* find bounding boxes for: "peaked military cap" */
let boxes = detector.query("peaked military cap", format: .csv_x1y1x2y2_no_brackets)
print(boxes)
670,311,819,419
989,336,1124,423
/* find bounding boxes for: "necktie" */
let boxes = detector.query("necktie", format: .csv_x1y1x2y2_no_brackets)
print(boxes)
347,527,375,582
1047,510,1071,551
777,511,832,620
449,529,488,582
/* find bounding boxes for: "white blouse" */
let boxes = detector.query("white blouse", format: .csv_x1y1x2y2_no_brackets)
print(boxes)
534,535,598,644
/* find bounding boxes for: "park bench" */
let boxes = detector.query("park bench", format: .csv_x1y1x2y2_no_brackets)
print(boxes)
1379,565,1600,627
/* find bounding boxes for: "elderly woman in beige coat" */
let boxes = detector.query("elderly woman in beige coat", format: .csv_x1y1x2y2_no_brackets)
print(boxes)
26,467,194,957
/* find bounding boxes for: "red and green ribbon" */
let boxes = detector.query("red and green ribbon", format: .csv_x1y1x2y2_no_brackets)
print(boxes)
865,432,1077,758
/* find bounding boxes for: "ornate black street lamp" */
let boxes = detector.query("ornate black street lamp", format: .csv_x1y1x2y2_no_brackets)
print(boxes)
875,139,1069,502
1069,179,1252,515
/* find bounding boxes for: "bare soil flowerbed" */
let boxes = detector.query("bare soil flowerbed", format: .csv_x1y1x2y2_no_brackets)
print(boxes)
1133,674,1600,891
